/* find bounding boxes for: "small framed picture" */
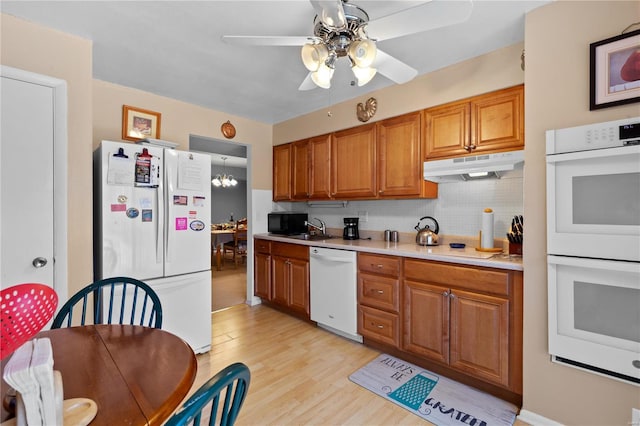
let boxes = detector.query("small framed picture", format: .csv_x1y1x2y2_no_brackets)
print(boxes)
122,105,161,141
590,29,640,110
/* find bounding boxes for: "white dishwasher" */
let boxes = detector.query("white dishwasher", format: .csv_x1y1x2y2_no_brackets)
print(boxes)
310,246,362,342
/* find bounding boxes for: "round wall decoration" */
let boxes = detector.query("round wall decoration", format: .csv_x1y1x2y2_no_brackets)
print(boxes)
221,120,236,139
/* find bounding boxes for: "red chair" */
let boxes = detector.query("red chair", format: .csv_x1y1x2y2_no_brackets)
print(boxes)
1,283,58,360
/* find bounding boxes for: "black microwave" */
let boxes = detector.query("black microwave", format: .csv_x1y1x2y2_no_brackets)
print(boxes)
268,212,308,235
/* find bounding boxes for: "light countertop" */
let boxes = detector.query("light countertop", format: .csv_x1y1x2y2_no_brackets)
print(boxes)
255,233,523,271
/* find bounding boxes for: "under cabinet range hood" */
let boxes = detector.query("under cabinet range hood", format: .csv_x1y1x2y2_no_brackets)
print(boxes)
424,150,524,182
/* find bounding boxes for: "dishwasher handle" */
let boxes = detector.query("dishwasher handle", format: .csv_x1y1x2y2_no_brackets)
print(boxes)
310,248,355,263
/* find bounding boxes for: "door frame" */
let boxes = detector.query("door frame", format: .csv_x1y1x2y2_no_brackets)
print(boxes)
1,65,68,301
189,135,253,307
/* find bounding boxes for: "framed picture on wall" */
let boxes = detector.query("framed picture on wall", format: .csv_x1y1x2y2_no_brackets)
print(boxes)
590,29,640,110
122,105,162,141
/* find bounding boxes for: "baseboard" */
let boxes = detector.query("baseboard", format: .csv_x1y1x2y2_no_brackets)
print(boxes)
517,409,564,426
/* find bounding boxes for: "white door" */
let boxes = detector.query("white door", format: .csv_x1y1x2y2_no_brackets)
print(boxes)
164,150,211,277
0,68,67,296
96,141,165,281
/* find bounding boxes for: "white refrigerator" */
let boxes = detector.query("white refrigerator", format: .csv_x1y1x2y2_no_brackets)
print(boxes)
94,139,211,353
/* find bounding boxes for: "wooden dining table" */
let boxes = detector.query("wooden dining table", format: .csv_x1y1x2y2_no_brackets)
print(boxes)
211,229,236,271
1,324,197,426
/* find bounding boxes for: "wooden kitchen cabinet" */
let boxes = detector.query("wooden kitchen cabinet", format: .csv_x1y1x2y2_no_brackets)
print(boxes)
403,259,522,392
277,134,332,201
332,124,377,199
423,85,524,160
308,134,332,199
271,242,310,318
357,252,401,347
376,112,424,198
291,139,310,200
254,238,271,300
273,144,292,201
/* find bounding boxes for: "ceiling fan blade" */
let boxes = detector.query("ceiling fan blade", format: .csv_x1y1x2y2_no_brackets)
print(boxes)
310,0,346,30
367,0,473,42
221,35,310,47
375,49,418,85
298,73,317,91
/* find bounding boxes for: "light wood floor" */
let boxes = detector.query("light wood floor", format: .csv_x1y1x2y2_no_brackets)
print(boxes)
189,304,527,426
211,261,246,312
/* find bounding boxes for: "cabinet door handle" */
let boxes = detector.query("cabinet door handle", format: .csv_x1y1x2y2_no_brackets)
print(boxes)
373,264,384,269
443,291,449,297
372,289,384,294
449,293,456,299
468,144,476,151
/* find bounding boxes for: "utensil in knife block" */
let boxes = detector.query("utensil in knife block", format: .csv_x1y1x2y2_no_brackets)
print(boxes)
509,243,523,255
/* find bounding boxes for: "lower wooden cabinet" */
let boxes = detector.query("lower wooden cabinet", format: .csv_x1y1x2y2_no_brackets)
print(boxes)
254,239,310,319
403,259,522,393
357,253,401,347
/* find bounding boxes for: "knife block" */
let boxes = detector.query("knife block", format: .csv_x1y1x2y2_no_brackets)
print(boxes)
509,242,523,255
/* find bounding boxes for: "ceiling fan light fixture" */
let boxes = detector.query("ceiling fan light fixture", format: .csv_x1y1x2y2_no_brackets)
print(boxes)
348,39,376,68
352,65,377,86
311,64,334,89
301,43,328,72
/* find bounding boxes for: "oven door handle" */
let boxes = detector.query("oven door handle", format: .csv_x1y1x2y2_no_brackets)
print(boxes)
547,254,640,273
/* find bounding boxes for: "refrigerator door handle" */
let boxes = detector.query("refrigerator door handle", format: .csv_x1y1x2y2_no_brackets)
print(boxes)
164,152,173,264
156,180,164,264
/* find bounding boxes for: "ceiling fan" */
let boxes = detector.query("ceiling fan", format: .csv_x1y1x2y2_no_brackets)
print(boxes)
222,0,473,91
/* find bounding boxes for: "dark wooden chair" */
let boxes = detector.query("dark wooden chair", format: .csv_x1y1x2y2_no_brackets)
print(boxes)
223,219,248,268
164,362,251,426
51,276,162,329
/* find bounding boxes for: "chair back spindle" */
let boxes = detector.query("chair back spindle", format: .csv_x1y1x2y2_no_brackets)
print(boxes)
52,277,162,329
164,362,250,426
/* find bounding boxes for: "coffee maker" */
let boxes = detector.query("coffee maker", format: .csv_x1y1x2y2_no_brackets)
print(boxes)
343,217,360,240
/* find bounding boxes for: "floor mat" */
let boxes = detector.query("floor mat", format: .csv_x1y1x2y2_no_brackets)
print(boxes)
349,354,518,426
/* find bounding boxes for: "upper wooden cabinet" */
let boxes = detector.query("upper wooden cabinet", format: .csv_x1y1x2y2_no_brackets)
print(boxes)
308,134,332,200
273,144,292,201
424,85,524,160
331,123,377,199
291,139,310,200
272,85,524,201
376,112,423,198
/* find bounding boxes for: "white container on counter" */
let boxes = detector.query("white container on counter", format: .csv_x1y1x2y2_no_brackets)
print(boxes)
481,208,494,249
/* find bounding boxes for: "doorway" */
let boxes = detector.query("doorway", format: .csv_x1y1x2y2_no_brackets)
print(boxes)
189,135,248,312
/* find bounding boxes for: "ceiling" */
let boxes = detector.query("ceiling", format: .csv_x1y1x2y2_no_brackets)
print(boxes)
2,1,549,125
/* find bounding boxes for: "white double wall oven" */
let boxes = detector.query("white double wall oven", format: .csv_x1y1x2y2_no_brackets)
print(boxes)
546,117,640,384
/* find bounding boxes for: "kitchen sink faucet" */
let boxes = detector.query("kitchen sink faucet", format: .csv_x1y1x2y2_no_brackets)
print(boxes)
305,218,326,235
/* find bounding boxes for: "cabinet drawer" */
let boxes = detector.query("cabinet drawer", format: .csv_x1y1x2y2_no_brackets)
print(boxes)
254,238,271,254
404,259,509,296
358,305,399,347
358,273,400,313
272,242,309,260
358,253,401,277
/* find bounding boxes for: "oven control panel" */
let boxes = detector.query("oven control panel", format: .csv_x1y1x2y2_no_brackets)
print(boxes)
547,117,640,154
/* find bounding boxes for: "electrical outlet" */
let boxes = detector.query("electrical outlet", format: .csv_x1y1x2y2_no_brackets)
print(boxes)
632,408,640,426
358,210,368,222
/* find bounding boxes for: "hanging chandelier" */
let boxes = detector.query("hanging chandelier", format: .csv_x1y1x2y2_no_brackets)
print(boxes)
300,2,377,89
211,157,238,188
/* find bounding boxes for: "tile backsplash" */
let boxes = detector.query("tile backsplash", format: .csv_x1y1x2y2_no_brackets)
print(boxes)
275,175,524,241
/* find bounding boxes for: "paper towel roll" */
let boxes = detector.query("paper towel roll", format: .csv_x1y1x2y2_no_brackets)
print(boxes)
481,208,494,249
